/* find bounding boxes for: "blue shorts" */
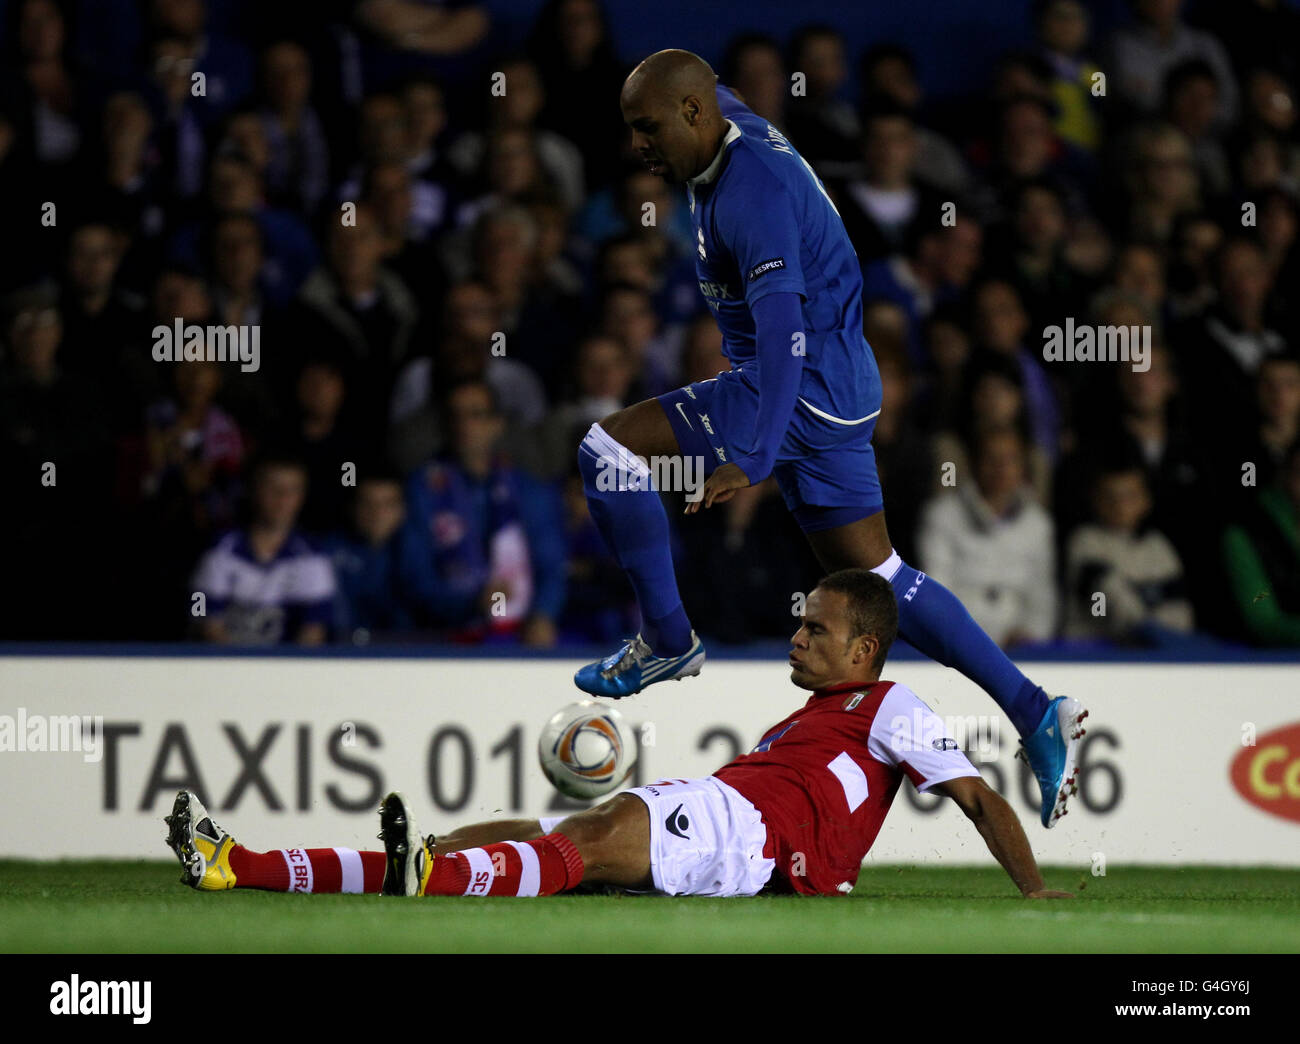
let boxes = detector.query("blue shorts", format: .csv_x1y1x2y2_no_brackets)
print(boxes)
656,369,884,533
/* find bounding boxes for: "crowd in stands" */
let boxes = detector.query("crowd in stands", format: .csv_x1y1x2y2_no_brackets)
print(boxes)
2,0,1299,650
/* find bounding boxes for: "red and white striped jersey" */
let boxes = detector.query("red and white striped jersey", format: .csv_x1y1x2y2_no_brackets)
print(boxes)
713,679,980,895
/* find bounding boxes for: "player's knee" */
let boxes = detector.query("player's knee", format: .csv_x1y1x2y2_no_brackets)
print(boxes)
597,407,633,446
554,794,647,871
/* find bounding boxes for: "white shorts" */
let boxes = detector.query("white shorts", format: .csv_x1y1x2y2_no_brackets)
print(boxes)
626,776,774,897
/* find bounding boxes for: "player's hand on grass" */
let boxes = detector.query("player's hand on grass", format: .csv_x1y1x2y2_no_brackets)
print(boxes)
1023,888,1074,899
685,462,751,514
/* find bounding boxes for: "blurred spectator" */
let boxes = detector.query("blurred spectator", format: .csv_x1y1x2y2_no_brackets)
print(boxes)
339,91,453,241
353,0,489,64
388,279,546,474
2,0,85,168
1220,352,1300,496
720,32,787,129
292,202,419,431
932,351,1053,506
402,378,565,646
914,306,974,433
142,358,245,535
1182,236,1287,422
598,280,675,398
5,2,1300,651
986,177,1094,335
1064,461,1193,643
1162,58,1230,197
783,25,859,181
971,278,1062,463
861,213,983,368
871,339,932,563
258,41,330,216
190,455,334,645
323,471,432,642
148,0,254,126
1118,122,1202,244
918,425,1057,648
526,0,627,193
1166,210,1223,319
465,203,582,395
832,100,945,264
363,159,448,303
1108,0,1238,127
534,334,635,479
169,150,319,306
1034,0,1103,152
279,355,367,536
1222,441,1300,645
58,220,146,402
0,283,113,637
449,56,585,212
1058,340,1200,555
858,44,970,195
679,312,729,385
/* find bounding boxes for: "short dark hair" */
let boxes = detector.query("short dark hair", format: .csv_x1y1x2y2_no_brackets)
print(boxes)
815,568,899,673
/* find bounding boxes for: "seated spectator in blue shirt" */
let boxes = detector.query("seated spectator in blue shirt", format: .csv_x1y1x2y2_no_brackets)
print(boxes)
403,377,565,646
324,470,432,643
191,455,335,645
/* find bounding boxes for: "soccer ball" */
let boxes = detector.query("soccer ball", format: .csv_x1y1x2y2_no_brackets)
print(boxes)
538,701,636,800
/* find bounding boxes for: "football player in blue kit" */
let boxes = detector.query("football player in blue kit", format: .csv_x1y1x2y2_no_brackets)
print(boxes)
573,49,1086,827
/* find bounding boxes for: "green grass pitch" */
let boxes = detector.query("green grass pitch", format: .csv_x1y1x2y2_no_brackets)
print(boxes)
1,862,1297,953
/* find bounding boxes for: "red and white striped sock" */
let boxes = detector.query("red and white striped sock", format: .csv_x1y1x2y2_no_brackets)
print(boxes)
422,834,585,897
227,846,386,893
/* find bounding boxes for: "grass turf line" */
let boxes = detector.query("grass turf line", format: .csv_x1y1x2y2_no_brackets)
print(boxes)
1,861,1296,953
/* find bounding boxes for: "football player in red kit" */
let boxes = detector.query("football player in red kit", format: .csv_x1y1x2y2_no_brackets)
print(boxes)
165,569,1071,899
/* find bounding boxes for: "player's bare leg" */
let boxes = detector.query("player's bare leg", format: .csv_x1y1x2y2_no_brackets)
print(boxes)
803,508,1088,828
599,398,682,458
430,818,544,856
573,398,706,697
801,509,894,571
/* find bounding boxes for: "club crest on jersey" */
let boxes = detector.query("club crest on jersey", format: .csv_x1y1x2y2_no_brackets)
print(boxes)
842,691,868,711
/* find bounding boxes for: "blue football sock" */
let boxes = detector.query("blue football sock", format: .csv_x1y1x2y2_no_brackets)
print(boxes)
578,425,693,656
880,554,1050,737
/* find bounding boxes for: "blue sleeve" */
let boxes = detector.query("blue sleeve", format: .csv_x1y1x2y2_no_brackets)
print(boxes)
516,476,567,621
731,291,805,484
716,169,808,310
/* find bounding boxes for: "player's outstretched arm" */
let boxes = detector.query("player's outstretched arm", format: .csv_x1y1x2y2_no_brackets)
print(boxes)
936,776,1073,899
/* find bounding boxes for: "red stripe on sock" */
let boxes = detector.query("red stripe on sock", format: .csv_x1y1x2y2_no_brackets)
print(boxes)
361,851,385,893
228,846,289,890
539,833,585,892
307,849,341,893
422,836,585,897
424,853,473,895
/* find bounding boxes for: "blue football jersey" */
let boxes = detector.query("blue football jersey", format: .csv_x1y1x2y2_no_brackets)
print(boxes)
686,84,881,427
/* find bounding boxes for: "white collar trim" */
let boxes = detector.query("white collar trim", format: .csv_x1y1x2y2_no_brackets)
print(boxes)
687,119,741,189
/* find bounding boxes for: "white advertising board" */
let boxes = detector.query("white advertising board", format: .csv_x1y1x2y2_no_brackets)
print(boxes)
1,657,1297,866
